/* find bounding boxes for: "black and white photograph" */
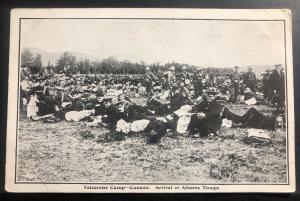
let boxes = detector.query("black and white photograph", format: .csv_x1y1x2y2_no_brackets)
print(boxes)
5,9,295,193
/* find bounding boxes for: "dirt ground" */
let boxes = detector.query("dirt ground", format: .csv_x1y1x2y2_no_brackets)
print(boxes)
16,104,287,183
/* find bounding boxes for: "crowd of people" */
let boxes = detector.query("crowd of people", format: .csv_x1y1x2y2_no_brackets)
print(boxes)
20,63,286,143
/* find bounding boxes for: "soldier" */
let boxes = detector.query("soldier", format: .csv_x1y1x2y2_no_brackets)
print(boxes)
178,80,192,103
167,66,177,84
221,107,284,130
262,69,271,103
179,66,191,84
169,85,189,112
167,66,177,96
193,70,203,98
161,73,170,91
243,66,257,92
144,66,156,96
243,87,256,101
188,94,224,138
230,66,243,103
269,64,285,112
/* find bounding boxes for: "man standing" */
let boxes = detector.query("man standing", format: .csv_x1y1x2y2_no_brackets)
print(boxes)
144,66,156,96
179,66,191,84
243,66,257,92
193,70,203,98
230,66,243,103
269,64,285,112
262,69,271,103
167,66,177,85
167,66,177,96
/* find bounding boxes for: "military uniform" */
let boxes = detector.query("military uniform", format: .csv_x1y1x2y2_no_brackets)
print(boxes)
161,77,170,91
178,72,191,83
37,94,61,116
147,97,170,116
243,71,257,92
230,71,242,102
222,107,276,130
269,69,285,111
170,91,187,112
193,75,203,98
262,71,271,101
188,98,223,137
145,71,156,96
167,71,176,85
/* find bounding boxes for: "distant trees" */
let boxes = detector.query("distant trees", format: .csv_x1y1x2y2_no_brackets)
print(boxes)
204,67,233,76
30,54,43,74
46,60,54,74
21,48,34,68
22,49,232,75
56,52,77,73
21,49,43,74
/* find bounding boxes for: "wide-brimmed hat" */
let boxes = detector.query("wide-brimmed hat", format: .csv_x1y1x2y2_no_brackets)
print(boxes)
195,96,203,103
275,64,282,68
172,83,178,89
145,66,150,71
225,79,231,83
102,97,113,102
182,66,187,70
153,86,162,91
169,66,175,71
244,87,252,93
207,94,216,100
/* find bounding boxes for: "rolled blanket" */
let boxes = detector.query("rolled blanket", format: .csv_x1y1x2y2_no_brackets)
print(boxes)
65,109,95,122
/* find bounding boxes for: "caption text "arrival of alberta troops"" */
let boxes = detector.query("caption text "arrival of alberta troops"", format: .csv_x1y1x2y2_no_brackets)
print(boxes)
83,185,220,191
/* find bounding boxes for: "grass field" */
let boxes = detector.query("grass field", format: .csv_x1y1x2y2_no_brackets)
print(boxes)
16,104,287,183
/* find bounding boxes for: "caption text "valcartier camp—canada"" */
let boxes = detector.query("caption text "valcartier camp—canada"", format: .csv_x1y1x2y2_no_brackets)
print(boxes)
83,185,220,191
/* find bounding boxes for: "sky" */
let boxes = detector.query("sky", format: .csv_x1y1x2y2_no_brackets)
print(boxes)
21,19,285,67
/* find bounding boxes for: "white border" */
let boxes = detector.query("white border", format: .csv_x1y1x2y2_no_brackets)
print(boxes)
5,8,295,193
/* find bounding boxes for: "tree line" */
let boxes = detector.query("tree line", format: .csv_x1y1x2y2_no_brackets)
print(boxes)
21,48,233,75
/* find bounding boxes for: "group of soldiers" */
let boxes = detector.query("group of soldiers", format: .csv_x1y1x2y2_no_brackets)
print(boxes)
262,64,286,111
20,63,286,143
230,64,285,111
144,64,285,112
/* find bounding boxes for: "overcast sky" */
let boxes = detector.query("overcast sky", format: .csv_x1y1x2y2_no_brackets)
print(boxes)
21,19,285,67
